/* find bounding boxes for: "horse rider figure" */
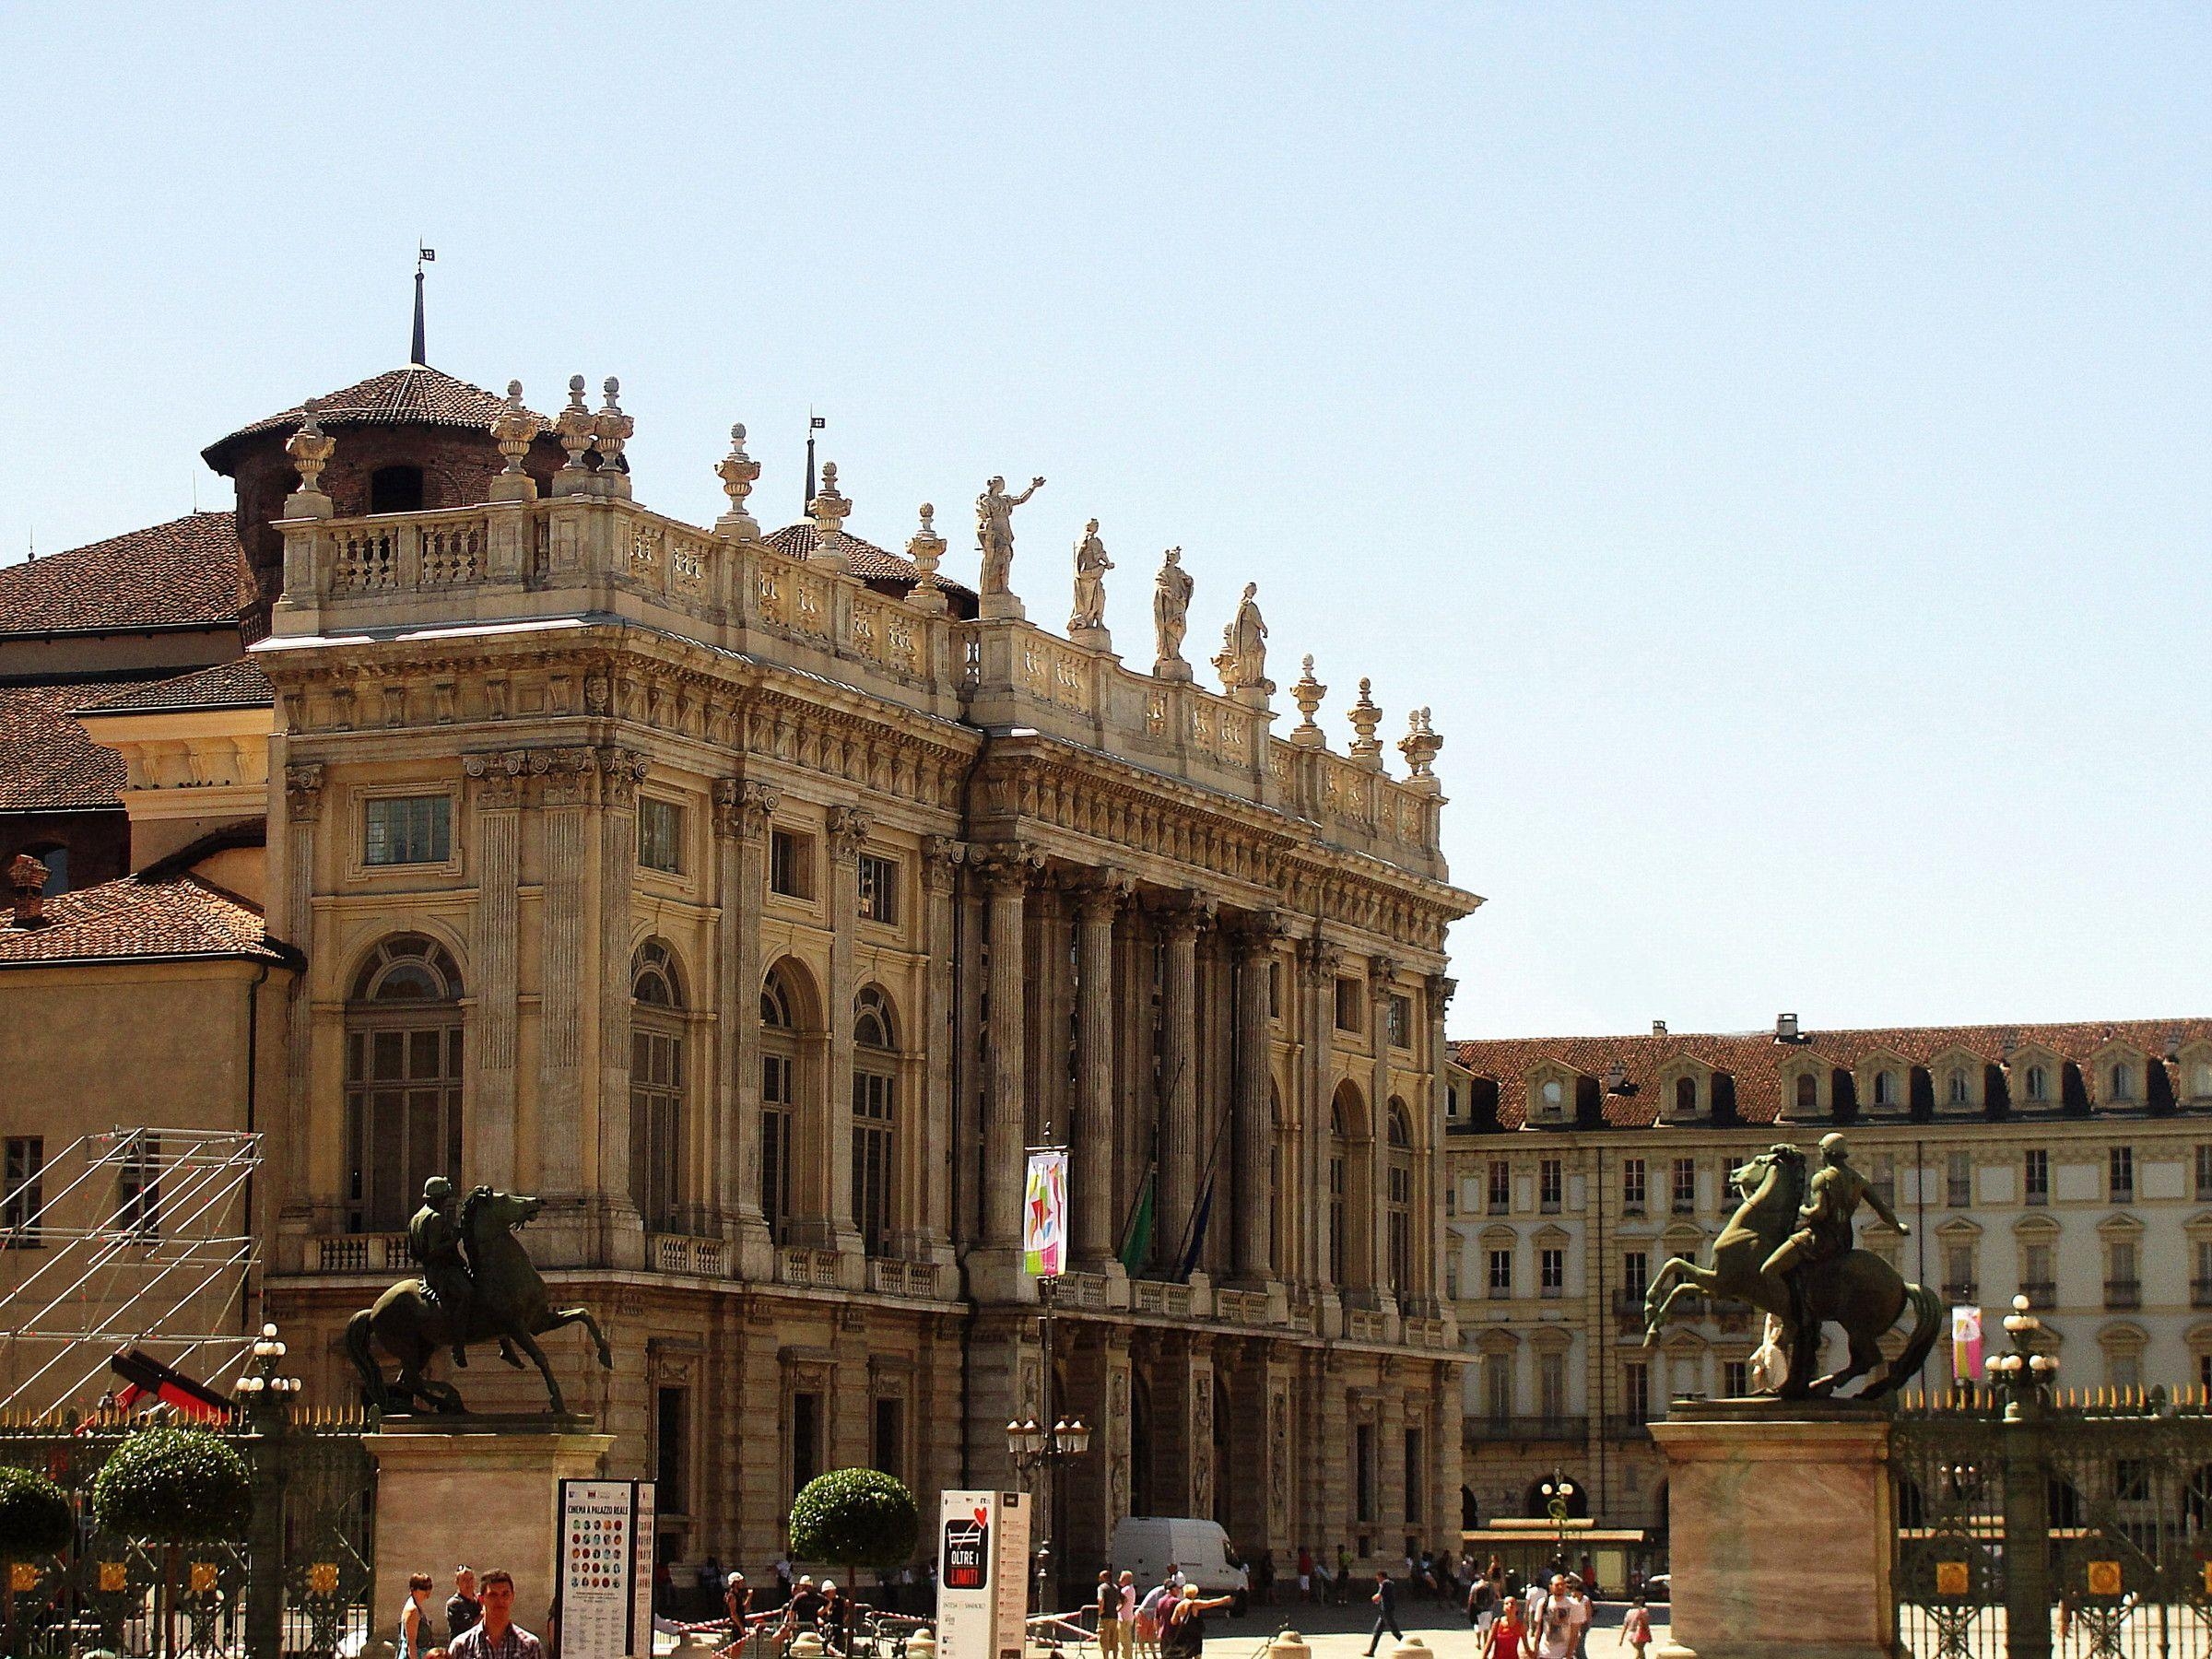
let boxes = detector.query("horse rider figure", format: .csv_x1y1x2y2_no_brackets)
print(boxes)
408,1176,475,1368
1759,1131,1908,1359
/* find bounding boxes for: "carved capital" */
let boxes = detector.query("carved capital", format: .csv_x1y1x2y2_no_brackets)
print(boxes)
1231,908,1289,959
827,805,874,865
1369,954,1402,999
1074,867,1134,924
593,746,650,808
1429,973,1457,1013
921,834,967,893
464,749,529,810
527,747,594,808
1153,891,1218,941
974,841,1043,893
713,778,782,841
284,763,324,824
1298,935,1344,986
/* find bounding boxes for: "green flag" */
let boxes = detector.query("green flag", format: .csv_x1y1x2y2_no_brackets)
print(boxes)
1118,1170,1156,1275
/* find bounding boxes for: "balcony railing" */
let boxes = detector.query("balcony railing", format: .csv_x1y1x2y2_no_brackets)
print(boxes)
777,1245,843,1288
2193,1279,2212,1311
1613,1288,1650,1323
2020,1279,2057,1305
1465,1415,1589,1445
2104,1278,2142,1311
1132,1279,1194,1318
864,1258,942,1300
315,1233,408,1273
648,1233,729,1277
1941,1281,1979,1305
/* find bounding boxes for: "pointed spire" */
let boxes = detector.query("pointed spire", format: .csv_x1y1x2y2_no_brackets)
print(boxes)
410,246,435,366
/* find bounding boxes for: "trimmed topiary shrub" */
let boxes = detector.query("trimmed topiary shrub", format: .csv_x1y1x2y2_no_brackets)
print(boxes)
89,1429,250,1545
0,1465,74,1560
788,1467,920,1576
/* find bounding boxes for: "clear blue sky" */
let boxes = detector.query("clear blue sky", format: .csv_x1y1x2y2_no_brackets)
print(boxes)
4,6,2206,1038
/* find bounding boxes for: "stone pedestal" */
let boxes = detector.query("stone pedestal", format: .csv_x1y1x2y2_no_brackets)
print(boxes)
364,1418,613,1633
1648,1402,1894,1659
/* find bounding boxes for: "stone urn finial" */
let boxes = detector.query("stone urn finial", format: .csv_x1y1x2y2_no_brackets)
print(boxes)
715,422,762,538
1347,677,1384,768
1290,653,1328,747
489,381,544,477
907,503,948,614
1398,705,1442,782
553,374,595,494
594,376,634,497
806,462,852,573
6,853,50,929
284,397,335,499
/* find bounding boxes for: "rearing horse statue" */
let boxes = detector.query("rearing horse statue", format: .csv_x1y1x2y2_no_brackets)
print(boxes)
346,1186,613,1415
1642,1145,1943,1399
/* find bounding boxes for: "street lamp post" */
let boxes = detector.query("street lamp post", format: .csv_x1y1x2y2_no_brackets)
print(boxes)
1539,1472,1578,1571
235,1323,301,1659
1986,1293,2060,1659
1006,1275,1093,1617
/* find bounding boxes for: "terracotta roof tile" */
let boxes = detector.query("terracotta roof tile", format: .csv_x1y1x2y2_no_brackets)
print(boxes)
77,658,273,715
0,514,241,636
766,524,975,597
1453,1018,2212,1131
203,366,533,462
0,874,285,966
0,680,148,811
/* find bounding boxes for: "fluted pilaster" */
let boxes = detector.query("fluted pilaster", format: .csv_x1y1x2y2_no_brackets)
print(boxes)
1074,871,1129,1266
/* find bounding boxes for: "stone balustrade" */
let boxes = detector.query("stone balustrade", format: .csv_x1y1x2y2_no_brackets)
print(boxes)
649,1233,730,1278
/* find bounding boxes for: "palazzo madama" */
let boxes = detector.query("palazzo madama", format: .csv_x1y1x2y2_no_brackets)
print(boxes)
0,359,1476,1579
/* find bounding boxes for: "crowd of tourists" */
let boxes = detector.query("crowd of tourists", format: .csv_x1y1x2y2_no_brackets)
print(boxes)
395,1566,542,1659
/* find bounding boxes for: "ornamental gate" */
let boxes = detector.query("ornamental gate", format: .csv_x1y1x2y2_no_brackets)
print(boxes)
1893,1389,2212,1659
0,1409,376,1659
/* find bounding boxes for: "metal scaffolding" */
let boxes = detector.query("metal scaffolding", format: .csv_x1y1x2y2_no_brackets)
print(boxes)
0,1126,263,1414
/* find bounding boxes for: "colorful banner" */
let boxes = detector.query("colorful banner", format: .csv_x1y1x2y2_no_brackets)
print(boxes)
1023,1149,1067,1277
1951,1304,1983,1383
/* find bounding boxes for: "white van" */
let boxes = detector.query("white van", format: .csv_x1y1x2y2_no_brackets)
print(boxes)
1111,1517,1250,1612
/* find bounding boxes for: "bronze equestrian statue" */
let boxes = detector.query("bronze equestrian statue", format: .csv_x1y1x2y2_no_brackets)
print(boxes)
347,1182,613,1415
1643,1135,1943,1399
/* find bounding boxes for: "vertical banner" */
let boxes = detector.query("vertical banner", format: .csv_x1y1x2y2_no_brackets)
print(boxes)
1951,1305,1983,1384
1023,1149,1068,1277
939,1489,1030,1659
558,1478,657,1659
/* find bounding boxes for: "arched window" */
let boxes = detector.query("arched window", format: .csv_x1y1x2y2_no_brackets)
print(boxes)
1874,1070,1900,1108
1794,1074,1818,1113
1947,1070,1971,1107
2110,1064,2136,1102
1386,1100,1414,1292
2026,1065,2050,1103
630,940,687,1232
345,935,464,1233
759,963,805,1242
1675,1077,1697,1116
853,986,899,1255
369,464,426,514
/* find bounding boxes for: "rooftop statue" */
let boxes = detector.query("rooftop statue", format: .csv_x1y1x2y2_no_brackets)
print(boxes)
977,474,1046,604
1069,518,1113,636
1153,547,1194,680
346,1178,613,1416
1212,581,1273,697
1642,1135,1943,1399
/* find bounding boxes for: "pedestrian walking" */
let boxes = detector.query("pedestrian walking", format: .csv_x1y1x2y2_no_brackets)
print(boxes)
1335,1547,1353,1606
1618,1597,1652,1659
1296,1546,1313,1604
1536,1576,1581,1659
1364,1570,1405,1657
724,1571,753,1651
447,1568,483,1642
1096,1570,1123,1659
448,1570,546,1659
400,1573,436,1659
1467,1571,1497,1633
1487,1598,1527,1659
1163,1585,1234,1658
1567,1574,1594,1659
1136,1578,1175,1659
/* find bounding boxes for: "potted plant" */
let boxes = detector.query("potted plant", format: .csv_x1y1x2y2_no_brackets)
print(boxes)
788,1468,921,1619
90,1428,250,1659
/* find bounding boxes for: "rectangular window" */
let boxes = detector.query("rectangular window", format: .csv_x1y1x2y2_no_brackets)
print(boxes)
1488,1160,1511,1215
857,853,900,925
364,794,451,866
1328,1155,1347,1282
789,1390,822,1499
1540,1247,1565,1297
119,1135,161,1238
2022,1241,2055,1303
2194,1238,2212,1295
1623,1250,1649,1300
1443,1182,1457,1218
638,797,684,874
1335,978,1363,1033
1387,994,1413,1049
1485,1356,1512,1427
1403,1429,1423,1524
2,1137,43,1249
1623,1361,1650,1425
1871,1153,1896,1211
1944,1242,1975,1298
1946,1150,1972,1209
852,1070,896,1255
1538,1352,1566,1420
1355,1422,1377,1523
1723,1359,1749,1398
2107,1240,2139,1307
2111,1354,2143,1394
1268,960,1282,1020
761,1057,794,1244
2111,1146,2135,1203
2198,1145,2212,1203
1672,1158,1696,1214
2025,1148,2050,1206
346,1021,465,1233
770,829,814,900
1621,1159,1646,1215
629,1030,684,1233
1444,1254,1460,1300
873,1396,904,1480
1488,1249,1512,1298
655,1385,688,1513
1539,1159,1562,1214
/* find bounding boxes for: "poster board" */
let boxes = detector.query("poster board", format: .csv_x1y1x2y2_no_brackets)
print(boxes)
937,1488,1030,1659
558,1478,657,1659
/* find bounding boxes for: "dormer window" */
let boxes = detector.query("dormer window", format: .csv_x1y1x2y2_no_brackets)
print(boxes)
2110,1064,2136,1103
1540,1079,1564,1120
369,464,426,513
2026,1064,2050,1103
1947,1070,1971,1107
1873,1070,1901,1109
1674,1077,1696,1116
1795,1074,1818,1114
2195,1062,2212,1100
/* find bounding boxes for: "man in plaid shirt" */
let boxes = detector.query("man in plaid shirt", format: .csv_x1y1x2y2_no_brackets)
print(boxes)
449,1570,544,1659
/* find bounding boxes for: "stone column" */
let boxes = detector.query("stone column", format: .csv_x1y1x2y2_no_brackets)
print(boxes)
1231,913,1281,1284
1116,908,1153,1228
279,764,323,1222
920,837,964,1257
979,846,1038,1253
534,751,591,1217
1073,871,1128,1269
595,747,648,1257
1156,898,1210,1275
464,751,525,1189
822,806,871,1259
715,780,781,1274
1369,954,1400,1309
1299,936,1340,1295
955,867,987,1247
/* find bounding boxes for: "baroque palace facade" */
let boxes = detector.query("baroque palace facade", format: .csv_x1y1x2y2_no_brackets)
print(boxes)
0,353,1475,1577
1444,1016,2212,1540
